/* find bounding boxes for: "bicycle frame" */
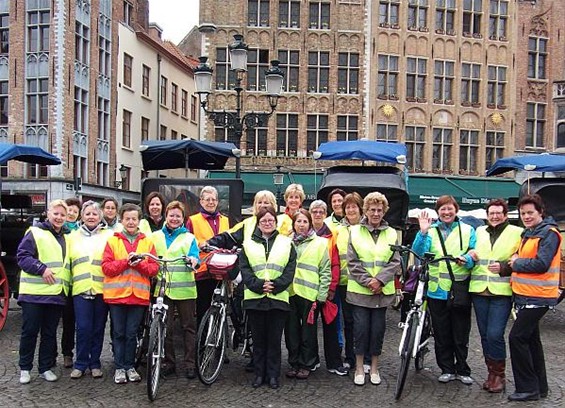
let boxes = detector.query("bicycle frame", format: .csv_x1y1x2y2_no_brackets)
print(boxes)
203,280,229,348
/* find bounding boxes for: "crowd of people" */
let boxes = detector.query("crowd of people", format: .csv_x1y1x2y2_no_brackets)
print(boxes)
15,184,562,401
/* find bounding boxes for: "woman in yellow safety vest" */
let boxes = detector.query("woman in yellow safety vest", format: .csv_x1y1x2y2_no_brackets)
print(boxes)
240,206,296,389
334,192,364,370
277,183,305,236
507,194,562,402
17,199,71,384
152,201,199,379
347,192,400,386
467,199,522,393
102,203,159,385
68,200,114,379
285,208,331,381
139,191,166,235
412,195,476,386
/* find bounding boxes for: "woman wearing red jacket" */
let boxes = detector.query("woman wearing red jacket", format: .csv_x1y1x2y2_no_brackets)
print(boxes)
102,203,159,385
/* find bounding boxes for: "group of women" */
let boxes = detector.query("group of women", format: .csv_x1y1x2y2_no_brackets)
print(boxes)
16,184,561,401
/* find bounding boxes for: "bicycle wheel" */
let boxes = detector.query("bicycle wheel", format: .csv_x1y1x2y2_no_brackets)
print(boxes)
415,312,432,372
146,316,164,401
395,312,418,400
196,306,226,385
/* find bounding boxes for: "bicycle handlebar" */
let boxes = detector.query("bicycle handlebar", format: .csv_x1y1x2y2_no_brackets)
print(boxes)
130,253,194,267
389,244,460,266
201,245,240,254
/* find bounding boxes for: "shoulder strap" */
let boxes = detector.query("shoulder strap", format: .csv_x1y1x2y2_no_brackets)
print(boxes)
435,227,456,282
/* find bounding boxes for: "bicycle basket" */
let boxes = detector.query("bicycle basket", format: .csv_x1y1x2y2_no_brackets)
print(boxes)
403,265,422,293
206,252,239,279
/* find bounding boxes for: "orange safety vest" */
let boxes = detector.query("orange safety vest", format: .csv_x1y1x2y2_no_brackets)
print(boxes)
511,227,562,299
103,236,155,302
189,212,230,273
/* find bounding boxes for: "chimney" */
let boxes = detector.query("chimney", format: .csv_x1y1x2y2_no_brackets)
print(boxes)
148,23,163,41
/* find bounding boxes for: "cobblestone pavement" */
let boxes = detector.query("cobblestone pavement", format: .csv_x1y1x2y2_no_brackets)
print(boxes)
0,303,563,407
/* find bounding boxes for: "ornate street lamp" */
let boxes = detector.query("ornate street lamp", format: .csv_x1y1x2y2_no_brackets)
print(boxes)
273,165,284,212
194,34,284,178
115,164,128,188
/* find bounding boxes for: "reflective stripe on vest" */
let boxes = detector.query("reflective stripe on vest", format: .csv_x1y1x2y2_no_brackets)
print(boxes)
336,225,350,286
470,224,522,296
428,223,472,292
102,236,154,301
243,235,292,303
19,227,70,296
69,229,113,295
152,230,198,300
346,225,397,296
511,227,562,299
190,212,229,273
290,236,329,302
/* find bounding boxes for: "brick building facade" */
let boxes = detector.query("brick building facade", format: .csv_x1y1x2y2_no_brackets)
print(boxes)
197,0,565,176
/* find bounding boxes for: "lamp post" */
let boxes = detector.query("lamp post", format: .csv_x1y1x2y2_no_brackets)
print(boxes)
193,34,285,179
115,164,128,188
273,165,284,213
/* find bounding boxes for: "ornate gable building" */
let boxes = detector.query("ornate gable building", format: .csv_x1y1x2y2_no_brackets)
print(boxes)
197,0,565,178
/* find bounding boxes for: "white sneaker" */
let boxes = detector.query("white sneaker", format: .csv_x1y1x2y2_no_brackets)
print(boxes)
457,374,474,385
363,364,371,374
126,368,141,382
114,369,127,384
354,373,365,386
370,370,381,385
20,370,31,384
39,370,58,382
438,373,457,383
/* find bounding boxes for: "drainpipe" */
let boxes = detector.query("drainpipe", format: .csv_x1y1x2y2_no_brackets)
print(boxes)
156,53,162,177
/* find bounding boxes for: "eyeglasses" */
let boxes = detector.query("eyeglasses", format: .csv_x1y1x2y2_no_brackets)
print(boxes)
259,219,276,225
310,210,325,215
201,198,218,203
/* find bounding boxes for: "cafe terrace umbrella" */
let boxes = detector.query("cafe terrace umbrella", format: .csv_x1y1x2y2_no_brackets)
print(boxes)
140,139,240,171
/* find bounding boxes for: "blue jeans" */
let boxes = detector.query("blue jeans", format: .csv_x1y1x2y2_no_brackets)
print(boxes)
74,295,108,371
19,302,63,373
108,304,145,370
472,294,512,360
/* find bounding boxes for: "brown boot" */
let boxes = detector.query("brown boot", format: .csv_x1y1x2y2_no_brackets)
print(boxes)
482,357,494,390
488,360,506,393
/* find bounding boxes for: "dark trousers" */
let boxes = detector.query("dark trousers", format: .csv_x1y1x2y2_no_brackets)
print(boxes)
336,285,355,366
509,306,549,394
196,279,217,325
61,294,75,357
73,295,108,371
109,304,145,370
247,309,287,379
322,310,343,369
164,297,197,368
351,305,387,356
428,298,472,376
285,295,319,370
472,294,512,360
19,302,63,373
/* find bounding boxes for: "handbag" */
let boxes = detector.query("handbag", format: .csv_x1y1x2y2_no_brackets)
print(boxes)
436,228,472,309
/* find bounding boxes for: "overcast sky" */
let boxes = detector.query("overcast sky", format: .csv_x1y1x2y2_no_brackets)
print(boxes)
148,0,200,44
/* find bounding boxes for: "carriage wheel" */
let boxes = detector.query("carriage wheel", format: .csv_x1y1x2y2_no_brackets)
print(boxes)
0,261,9,331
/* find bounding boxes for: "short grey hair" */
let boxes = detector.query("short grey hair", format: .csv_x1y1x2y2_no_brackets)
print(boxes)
81,200,103,220
200,186,218,199
309,200,327,213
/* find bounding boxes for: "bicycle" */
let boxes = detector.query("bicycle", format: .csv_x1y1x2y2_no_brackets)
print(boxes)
195,245,248,385
132,253,193,401
389,244,458,400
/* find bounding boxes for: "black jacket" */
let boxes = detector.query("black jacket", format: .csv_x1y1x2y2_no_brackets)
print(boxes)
239,226,296,311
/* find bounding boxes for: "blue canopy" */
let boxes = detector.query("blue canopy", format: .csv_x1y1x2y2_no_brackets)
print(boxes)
314,140,407,164
140,139,239,171
486,153,565,176
0,143,61,166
